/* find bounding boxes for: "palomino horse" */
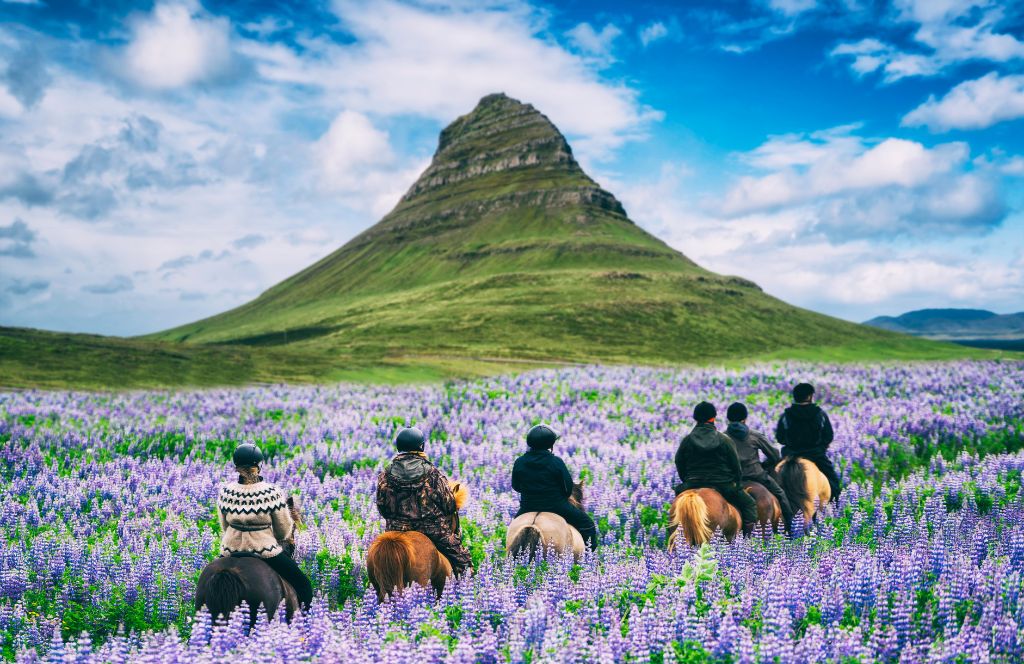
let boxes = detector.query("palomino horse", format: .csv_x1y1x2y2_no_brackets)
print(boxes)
776,457,831,524
742,481,784,533
195,496,303,623
366,482,468,601
667,488,740,549
505,483,586,562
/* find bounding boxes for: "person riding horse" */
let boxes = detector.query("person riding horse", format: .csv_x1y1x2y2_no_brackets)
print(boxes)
375,427,472,576
216,443,313,611
511,424,599,551
775,383,841,501
724,402,794,526
675,402,758,535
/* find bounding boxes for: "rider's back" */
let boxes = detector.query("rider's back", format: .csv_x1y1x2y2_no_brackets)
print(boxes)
217,479,293,558
377,452,455,528
776,404,833,455
511,448,572,510
675,423,741,487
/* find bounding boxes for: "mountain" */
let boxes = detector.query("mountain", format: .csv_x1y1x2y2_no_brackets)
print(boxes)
147,93,945,367
865,308,1024,350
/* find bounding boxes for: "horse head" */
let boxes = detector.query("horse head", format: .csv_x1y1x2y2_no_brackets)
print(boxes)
570,481,585,509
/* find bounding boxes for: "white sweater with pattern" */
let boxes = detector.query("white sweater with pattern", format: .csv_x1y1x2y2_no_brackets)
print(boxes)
217,480,294,558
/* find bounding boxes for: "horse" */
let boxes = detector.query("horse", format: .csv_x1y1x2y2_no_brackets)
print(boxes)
505,482,586,562
667,488,740,550
776,456,831,524
195,495,303,623
366,482,468,601
742,481,784,534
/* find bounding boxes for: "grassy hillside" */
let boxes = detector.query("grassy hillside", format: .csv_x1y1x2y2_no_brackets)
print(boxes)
2,324,1011,391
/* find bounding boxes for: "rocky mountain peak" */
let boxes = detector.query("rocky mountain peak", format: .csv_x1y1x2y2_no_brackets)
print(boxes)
400,92,583,203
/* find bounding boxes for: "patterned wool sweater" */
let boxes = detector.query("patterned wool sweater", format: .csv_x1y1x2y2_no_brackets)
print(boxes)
217,480,294,558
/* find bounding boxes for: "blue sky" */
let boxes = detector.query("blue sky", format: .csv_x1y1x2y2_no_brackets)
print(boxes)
1,0,1023,336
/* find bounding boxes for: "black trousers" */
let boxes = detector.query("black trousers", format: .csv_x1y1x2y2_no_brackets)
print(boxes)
783,448,841,500
264,552,313,610
517,500,599,550
745,470,795,522
679,482,759,531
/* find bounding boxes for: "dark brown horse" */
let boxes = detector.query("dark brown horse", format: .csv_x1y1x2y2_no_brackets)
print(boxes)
506,483,586,561
366,482,467,601
195,496,303,623
742,481,784,533
667,488,740,549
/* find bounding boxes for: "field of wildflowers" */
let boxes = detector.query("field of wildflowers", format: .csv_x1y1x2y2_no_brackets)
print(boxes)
1,361,1023,663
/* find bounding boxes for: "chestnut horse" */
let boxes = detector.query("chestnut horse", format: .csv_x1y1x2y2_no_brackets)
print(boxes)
195,496,303,623
366,482,467,601
776,457,831,524
742,481,784,534
505,483,586,562
667,488,740,549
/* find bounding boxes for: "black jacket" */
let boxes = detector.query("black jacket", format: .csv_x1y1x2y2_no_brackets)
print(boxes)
725,422,781,479
775,404,834,455
512,449,573,510
675,423,742,487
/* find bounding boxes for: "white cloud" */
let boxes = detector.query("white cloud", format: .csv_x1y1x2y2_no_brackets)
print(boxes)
767,0,818,17
241,0,660,160
639,21,669,47
723,129,970,217
566,22,622,64
903,72,1024,131
119,2,234,90
316,110,394,190
831,2,1024,82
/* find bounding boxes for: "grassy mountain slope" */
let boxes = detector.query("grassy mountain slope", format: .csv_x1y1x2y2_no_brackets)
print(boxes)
151,94,928,364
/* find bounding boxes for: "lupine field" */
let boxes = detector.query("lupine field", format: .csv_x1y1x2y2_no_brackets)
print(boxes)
2,362,1024,663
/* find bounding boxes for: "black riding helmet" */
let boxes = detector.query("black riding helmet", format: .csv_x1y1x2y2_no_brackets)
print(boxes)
526,424,560,449
232,443,264,467
395,427,425,452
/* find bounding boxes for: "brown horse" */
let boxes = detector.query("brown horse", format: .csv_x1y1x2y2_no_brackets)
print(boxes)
506,483,586,562
776,457,831,524
667,488,741,549
195,496,303,623
366,482,467,601
742,481,784,533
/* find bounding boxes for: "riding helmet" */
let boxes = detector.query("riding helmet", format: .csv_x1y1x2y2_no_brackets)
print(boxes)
395,427,425,452
692,401,717,423
726,402,748,422
792,383,815,402
526,424,560,449
232,443,264,467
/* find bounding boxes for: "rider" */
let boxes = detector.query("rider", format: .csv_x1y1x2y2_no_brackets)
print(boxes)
511,424,600,551
775,383,841,500
675,402,758,534
217,443,313,610
376,427,472,576
724,402,794,526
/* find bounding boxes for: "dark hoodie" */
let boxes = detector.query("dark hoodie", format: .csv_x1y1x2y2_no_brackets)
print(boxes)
775,404,834,455
512,448,573,511
726,422,781,479
675,422,743,487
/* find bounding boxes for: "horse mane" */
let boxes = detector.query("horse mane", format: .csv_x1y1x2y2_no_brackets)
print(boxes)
508,524,543,561
672,491,712,547
779,458,811,518
367,532,416,598
450,482,469,510
203,567,247,621
569,482,584,510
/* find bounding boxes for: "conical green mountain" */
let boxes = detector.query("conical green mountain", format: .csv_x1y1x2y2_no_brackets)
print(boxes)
154,93,906,363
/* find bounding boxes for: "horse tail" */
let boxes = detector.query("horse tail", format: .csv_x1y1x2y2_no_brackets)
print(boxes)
204,568,247,621
677,492,712,547
368,532,415,598
508,524,543,561
780,458,811,519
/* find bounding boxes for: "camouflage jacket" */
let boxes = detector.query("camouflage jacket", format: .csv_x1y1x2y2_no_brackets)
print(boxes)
376,452,459,534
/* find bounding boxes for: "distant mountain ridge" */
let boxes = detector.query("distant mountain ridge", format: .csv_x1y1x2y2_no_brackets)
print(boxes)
149,93,923,365
865,308,1024,340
